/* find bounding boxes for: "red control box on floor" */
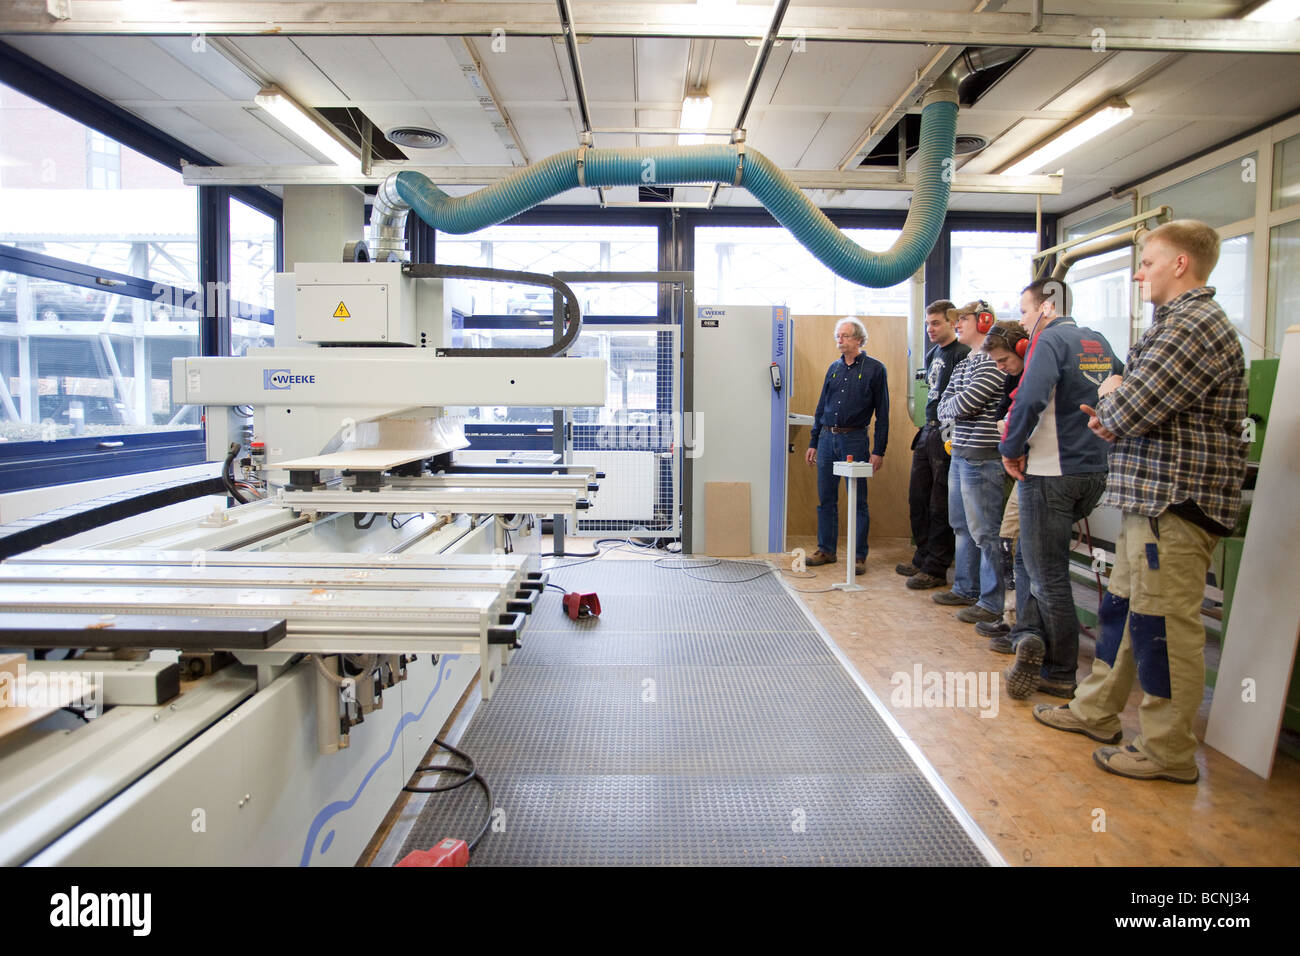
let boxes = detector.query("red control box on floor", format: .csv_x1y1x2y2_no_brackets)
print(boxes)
396,838,469,867
563,591,601,620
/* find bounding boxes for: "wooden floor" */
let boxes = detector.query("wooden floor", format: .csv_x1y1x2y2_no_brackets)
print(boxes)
770,535,1300,866
564,535,1300,866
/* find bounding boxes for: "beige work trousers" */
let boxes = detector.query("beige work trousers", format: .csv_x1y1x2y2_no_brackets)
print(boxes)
1069,509,1217,770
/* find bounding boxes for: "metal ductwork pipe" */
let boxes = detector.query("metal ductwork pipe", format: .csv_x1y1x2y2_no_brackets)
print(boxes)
393,92,958,289
367,173,410,262
1052,231,1143,281
374,46,1028,288
936,46,1026,100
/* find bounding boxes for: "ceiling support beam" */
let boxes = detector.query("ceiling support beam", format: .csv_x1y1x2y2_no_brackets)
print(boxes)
3,3,1298,53
180,161,1063,195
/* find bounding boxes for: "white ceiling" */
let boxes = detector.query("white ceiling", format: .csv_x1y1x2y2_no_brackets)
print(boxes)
4,1,1300,216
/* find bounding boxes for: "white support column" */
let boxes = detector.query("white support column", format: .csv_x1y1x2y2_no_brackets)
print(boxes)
283,186,366,271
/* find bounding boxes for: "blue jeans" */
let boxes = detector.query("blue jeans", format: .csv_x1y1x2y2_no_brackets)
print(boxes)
816,430,869,559
947,454,1006,614
1011,472,1108,683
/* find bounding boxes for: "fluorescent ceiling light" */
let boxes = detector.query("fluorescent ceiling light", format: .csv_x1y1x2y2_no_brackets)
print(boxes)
1244,0,1300,20
679,92,713,146
255,87,359,169
1001,98,1133,177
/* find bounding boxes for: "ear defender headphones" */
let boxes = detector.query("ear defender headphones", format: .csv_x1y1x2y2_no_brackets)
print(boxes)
975,299,995,335
1014,336,1029,358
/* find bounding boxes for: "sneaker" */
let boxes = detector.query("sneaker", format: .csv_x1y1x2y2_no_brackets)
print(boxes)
854,558,866,575
1036,677,1078,699
987,633,1014,655
1004,634,1044,699
906,572,947,590
975,620,1010,637
895,562,919,577
932,590,977,606
1032,703,1121,744
1093,744,1199,783
805,549,836,567
956,605,1001,624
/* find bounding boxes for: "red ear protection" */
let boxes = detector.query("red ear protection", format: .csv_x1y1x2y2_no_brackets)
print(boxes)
975,299,995,334
1015,337,1029,358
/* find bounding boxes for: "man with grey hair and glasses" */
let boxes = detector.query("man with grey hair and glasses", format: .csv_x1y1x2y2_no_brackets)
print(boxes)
805,317,889,575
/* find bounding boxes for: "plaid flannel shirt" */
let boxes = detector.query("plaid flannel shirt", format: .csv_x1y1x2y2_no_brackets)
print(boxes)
1095,287,1248,531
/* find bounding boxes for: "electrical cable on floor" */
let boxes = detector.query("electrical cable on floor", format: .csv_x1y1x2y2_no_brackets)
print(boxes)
403,737,494,853
652,555,839,592
543,554,604,571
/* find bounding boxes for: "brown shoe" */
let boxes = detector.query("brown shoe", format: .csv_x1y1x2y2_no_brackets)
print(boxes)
906,572,946,590
1093,744,1198,783
854,559,866,575
805,549,836,567
1032,703,1121,744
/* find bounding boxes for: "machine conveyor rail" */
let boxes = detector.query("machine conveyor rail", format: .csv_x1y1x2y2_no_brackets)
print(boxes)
277,487,592,517
9,549,540,575
0,612,286,650
0,563,523,593
389,474,600,492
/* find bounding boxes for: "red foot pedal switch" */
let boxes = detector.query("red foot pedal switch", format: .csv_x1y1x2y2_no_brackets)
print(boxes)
563,592,601,620
397,838,469,867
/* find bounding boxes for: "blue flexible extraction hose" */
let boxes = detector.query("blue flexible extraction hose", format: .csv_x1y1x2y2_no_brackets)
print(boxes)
392,92,959,289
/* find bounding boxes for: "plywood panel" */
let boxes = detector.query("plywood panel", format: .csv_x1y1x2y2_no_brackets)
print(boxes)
787,314,911,545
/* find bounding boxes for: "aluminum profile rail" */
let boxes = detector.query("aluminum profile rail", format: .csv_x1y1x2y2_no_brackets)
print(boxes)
276,486,592,519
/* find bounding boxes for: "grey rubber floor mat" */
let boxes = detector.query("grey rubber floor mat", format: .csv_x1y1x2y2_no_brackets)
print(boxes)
397,558,992,866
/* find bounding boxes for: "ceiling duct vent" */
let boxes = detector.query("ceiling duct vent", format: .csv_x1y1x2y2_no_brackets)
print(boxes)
387,126,449,150
954,134,990,156
316,107,409,161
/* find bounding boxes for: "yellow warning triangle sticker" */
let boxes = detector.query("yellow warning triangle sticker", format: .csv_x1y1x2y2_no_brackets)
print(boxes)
333,301,350,319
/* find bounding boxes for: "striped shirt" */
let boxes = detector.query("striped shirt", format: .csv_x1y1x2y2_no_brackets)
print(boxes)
1095,287,1248,533
937,350,1006,459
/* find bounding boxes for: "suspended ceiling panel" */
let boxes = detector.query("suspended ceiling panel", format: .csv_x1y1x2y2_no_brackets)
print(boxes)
971,48,1104,113
2,20,1299,217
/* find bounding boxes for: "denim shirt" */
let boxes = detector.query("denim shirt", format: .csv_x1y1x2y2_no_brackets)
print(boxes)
809,351,889,457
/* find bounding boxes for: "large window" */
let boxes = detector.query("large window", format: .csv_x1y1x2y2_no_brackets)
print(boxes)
1143,155,1257,230
1273,132,1300,212
436,223,658,317
1063,206,1134,355
1071,254,1133,357
694,226,910,315
0,81,203,450
949,230,1038,321
0,82,198,287
439,224,661,428
230,197,276,356
1267,220,1300,357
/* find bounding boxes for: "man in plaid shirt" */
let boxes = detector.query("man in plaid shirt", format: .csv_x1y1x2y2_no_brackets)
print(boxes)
1033,220,1248,784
